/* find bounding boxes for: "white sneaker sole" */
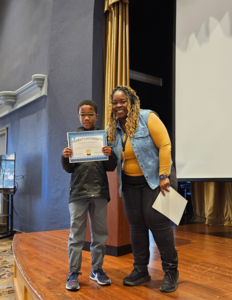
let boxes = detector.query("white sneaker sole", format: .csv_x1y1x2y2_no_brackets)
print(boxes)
90,274,111,286
66,283,80,290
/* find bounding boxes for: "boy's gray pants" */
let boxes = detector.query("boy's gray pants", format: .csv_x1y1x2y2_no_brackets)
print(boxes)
68,197,108,273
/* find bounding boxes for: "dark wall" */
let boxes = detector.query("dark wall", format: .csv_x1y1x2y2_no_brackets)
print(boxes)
129,0,175,132
0,0,104,232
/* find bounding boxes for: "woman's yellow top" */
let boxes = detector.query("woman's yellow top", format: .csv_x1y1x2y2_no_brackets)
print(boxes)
122,112,171,176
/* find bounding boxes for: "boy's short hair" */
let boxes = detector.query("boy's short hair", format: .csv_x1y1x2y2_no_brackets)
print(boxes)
77,100,98,114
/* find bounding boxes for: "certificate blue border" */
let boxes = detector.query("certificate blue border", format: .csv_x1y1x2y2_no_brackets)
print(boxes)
67,130,108,163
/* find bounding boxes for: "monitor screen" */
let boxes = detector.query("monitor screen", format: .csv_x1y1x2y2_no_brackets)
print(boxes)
0,153,15,193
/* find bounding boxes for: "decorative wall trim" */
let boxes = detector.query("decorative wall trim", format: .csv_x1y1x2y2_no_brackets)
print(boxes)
130,70,162,86
0,74,48,118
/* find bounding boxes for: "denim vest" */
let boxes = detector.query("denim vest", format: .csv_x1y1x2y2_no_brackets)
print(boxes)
109,109,168,196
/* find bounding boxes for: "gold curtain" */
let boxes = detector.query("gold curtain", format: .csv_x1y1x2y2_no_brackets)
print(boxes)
103,0,130,128
191,182,232,226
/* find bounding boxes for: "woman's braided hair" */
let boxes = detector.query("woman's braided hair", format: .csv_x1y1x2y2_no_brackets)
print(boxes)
107,86,140,144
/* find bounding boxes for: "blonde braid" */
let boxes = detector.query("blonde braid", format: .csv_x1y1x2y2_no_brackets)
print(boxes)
124,86,140,138
107,103,117,144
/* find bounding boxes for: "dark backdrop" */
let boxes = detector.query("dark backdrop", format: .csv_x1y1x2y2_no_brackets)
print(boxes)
129,0,175,136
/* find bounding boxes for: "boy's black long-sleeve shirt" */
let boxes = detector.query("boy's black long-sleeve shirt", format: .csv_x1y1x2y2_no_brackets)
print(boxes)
61,126,117,203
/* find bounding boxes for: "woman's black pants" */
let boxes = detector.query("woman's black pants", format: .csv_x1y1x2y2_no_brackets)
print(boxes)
122,169,178,273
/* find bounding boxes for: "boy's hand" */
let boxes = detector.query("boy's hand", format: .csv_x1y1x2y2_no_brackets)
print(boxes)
102,146,111,156
63,147,73,158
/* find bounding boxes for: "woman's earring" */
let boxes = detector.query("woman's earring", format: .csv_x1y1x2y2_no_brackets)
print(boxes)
111,112,115,121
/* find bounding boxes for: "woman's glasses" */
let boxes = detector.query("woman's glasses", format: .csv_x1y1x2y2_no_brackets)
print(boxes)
112,100,128,106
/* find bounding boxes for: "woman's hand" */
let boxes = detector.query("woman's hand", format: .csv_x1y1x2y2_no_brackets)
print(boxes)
102,146,111,156
159,178,170,196
63,147,73,158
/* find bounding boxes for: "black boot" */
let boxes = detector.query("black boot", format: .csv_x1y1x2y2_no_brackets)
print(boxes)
160,269,179,293
123,268,151,286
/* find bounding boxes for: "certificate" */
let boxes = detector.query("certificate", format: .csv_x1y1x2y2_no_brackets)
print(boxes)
67,130,108,163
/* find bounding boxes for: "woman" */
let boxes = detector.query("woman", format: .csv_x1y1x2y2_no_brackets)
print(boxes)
107,86,179,293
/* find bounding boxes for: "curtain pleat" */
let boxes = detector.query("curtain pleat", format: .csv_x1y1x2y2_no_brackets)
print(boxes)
191,182,232,226
103,0,130,128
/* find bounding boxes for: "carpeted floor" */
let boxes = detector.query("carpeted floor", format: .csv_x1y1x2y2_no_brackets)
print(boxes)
0,228,14,300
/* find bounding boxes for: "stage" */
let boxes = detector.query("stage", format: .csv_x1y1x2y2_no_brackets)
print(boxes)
13,223,232,300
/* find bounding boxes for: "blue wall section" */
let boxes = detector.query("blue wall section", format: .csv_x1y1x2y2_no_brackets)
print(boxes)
0,0,52,90
0,0,104,232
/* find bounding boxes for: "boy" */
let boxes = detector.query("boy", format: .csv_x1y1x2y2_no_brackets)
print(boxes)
62,100,117,291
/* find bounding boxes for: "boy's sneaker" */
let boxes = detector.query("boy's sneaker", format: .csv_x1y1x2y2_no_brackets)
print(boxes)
123,268,151,286
90,269,111,285
160,269,179,293
66,272,82,291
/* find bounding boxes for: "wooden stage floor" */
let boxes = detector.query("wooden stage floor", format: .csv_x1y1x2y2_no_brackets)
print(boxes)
13,223,232,300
